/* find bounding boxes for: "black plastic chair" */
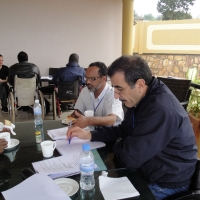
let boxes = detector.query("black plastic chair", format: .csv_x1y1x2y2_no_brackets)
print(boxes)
157,76,191,110
52,79,79,119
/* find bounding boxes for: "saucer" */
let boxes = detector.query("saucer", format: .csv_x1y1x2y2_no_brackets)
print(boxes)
54,178,79,196
4,139,20,150
61,119,68,125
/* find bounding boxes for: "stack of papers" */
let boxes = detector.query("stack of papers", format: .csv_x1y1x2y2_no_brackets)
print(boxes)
47,127,91,140
56,138,106,155
99,176,140,200
2,174,71,200
47,127,68,140
32,127,106,179
32,153,80,179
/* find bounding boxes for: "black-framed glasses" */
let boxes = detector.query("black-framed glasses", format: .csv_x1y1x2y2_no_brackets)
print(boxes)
84,77,101,82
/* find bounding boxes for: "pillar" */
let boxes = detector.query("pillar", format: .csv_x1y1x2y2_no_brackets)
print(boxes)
122,0,134,55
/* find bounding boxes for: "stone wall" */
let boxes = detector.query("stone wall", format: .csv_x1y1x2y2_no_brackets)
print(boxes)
135,54,200,79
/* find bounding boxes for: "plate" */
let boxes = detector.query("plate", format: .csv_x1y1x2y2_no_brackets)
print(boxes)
61,119,68,125
54,178,79,196
4,139,20,150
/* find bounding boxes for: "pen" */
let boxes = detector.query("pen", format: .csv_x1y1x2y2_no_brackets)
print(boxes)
68,120,72,144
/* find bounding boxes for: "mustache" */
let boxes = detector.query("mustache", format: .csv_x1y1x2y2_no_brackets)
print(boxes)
86,84,92,87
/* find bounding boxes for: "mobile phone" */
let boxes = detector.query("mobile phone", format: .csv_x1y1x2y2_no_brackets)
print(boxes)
20,168,35,180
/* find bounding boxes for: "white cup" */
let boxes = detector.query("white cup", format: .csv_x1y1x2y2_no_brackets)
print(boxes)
0,122,4,131
0,132,11,147
84,110,95,130
41,140,56,158
84,110,94,117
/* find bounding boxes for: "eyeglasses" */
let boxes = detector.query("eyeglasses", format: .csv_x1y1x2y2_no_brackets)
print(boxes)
84,77,101,82
112,85,130,95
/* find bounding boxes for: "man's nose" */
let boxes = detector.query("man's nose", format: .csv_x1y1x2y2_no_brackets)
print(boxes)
114,92,120,99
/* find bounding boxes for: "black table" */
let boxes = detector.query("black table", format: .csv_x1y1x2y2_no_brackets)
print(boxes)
0,120,155,200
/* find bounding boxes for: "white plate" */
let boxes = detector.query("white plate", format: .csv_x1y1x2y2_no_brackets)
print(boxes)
5,139,20,149
54,178,79,196
61,119,68,125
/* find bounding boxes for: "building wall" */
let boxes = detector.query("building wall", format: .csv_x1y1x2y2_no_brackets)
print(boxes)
0,0,122,75
135,54,200,79
133,19,200,55
133,20,200,79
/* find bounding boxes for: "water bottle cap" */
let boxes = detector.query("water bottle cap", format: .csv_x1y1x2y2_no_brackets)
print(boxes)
82,143,90,151
35,100,39,103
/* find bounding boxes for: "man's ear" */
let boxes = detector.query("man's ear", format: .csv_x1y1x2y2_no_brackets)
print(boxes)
102,75,107,81
136,79,146,88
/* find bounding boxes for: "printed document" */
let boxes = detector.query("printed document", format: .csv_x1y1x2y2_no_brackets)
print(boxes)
32,153,80,178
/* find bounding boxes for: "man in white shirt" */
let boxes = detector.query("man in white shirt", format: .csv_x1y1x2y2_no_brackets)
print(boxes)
70,61,123,128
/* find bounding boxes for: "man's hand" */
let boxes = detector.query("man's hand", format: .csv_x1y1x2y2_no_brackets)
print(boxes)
67,126,91,140
72,111,90,128
0,78,3,83
0,139,8,153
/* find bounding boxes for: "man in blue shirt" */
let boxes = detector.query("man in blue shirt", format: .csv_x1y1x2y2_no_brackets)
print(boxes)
53,53,85,86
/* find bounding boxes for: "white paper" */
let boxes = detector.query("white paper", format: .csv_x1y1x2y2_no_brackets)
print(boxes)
99,176,139,200
47,127,92,140
56,138,106,155
2,174,71,200
41,76,53,80
32,154,80,176
47,127,68,140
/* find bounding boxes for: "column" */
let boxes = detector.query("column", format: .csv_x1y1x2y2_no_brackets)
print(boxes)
122,0,134,55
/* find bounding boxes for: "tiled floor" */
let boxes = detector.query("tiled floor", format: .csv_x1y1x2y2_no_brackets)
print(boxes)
0,102,73,123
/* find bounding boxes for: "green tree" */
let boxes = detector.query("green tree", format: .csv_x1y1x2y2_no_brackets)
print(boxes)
134,10,142,19
157,0,194,20
143,13,156,21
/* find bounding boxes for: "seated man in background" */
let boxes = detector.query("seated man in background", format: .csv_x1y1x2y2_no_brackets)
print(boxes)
53,53,85,86
0,55,9,113
67,55,197,200
70,61,124,128
8,51,41,87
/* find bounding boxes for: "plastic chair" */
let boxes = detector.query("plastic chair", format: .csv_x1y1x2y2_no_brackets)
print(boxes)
157,76,191,110
52,79,79,119
8,75,45,122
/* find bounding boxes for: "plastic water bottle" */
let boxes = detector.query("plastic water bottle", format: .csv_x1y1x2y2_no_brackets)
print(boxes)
33,100,44,141
79,144,95,190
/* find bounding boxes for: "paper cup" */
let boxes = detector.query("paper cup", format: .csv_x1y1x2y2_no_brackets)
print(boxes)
84,110,95,130
41,140,56,158
84,110,94,117
0,122,4,131
0,132,11,147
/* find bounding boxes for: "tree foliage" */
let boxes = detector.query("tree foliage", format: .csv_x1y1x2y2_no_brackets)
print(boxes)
157,0,194,20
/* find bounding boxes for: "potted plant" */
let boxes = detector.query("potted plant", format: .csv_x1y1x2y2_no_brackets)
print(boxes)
188,105,200,157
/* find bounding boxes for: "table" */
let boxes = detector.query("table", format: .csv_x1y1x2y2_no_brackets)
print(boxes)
0,120,156,200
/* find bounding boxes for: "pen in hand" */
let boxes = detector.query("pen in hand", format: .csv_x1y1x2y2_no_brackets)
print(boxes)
68,120,72,144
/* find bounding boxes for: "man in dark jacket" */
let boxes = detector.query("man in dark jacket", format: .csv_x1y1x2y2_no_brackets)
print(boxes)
67,55,198,200
0,54,9,113
53,53,85,86
8,51,40,87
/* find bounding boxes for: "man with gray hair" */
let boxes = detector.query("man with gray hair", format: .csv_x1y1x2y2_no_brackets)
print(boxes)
67,55,197,200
